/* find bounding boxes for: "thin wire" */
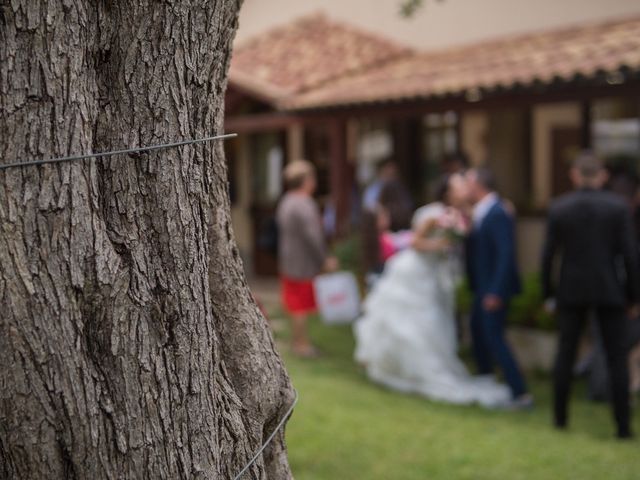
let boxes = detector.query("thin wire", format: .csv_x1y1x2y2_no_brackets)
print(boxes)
232,390,299,480
0,133,238,171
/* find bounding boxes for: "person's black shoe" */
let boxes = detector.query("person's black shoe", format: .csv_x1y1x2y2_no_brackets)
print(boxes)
553,418,567,431
617,430,634,440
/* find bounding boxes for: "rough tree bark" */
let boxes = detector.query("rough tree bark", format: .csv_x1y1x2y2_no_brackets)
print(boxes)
0,1,295,478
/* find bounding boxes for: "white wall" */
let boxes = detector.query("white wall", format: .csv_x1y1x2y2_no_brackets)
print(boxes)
230,137,254,270
236,0,640,50
460,110,488,166
487,109,530,207
517,218,546,275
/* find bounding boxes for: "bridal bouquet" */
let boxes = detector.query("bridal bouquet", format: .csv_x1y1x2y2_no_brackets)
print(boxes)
435,208,470,242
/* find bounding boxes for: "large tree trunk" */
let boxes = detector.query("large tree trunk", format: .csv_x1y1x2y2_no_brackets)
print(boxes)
0,1,294,478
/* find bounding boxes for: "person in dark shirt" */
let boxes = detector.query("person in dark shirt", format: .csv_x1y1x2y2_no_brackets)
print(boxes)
542,152,640,439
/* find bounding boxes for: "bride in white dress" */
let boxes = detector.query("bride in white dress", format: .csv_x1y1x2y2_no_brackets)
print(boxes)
354,174,510,408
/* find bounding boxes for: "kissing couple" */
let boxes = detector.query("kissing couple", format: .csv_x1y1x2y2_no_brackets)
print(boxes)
355,168,533,409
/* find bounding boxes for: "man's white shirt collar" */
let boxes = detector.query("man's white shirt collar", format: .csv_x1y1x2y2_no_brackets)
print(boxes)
473,192,499,227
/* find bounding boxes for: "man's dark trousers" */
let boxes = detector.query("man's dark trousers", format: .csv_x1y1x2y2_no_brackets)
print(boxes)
554,306,630,436
470,298,527,398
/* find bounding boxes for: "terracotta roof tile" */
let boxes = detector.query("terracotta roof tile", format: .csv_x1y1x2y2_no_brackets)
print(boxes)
229,13,411,103
288,15,640,110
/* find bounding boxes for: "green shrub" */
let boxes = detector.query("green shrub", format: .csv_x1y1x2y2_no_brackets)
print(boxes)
455,279,474,314
332,234,362,275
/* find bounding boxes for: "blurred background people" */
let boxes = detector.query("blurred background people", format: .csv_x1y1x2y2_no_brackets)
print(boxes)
277,160,338,357
361,205,413,290
361,207,388,289
362,159,412,215
590,170,640,401
542,151,639,439
361,161,414,288
378,179,413,232
610,173,640,400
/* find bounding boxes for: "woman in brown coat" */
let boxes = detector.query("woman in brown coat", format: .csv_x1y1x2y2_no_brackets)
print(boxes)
276,160,337,356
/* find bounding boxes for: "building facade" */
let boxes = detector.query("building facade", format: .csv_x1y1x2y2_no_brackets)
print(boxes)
226,12,640,276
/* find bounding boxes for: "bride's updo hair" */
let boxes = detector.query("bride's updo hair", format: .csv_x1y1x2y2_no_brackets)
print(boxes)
378,181,412,231
434,174,453,204
361,209,381,275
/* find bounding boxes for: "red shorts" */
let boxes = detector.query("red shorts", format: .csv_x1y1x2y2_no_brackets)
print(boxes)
281,276,317,315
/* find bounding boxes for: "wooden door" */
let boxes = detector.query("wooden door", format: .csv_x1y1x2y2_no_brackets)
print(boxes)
551,127,581,198
250,132,285,276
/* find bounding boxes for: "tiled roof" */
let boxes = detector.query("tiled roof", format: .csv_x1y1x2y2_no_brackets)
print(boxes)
229,13,411,103
286,15,640,110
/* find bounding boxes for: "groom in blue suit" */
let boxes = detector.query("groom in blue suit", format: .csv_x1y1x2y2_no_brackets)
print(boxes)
465,168,531,407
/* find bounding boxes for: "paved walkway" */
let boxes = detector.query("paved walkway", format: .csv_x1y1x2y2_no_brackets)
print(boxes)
249,276,290,350
249,276,280,313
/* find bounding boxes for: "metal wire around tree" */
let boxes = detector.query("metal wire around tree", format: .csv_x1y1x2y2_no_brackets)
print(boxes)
0,133,237,171
232,390,299,480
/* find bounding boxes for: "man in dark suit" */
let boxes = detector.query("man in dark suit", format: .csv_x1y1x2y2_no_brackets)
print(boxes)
466,168,531,407
542,152,639,439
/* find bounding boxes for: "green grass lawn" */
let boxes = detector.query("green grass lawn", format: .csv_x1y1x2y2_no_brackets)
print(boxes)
273,314,640,479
